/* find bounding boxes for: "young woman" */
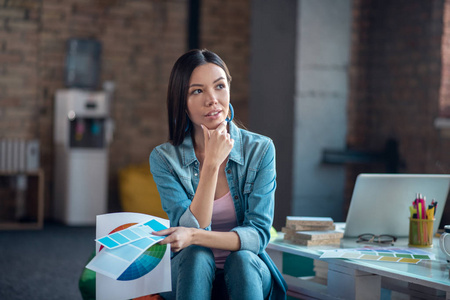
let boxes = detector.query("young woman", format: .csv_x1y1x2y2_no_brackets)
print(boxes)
150,49,286,300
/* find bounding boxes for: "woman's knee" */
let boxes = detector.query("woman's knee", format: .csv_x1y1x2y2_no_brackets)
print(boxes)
163,246,216,300
177,245,215,271
223,251,272,299
224,250,264,276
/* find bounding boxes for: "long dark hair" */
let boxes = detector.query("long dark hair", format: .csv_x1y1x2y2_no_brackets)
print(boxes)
167,49,232,146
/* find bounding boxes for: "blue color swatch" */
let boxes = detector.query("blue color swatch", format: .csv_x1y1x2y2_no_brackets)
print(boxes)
96,219,169,249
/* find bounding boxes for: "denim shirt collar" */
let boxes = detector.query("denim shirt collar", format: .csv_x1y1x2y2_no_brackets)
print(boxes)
180,121,244,167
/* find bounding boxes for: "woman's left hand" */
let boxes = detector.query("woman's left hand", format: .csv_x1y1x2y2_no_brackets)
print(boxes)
153,227,194,252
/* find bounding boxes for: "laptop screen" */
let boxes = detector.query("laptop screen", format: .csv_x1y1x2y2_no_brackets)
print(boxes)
344,174,450,238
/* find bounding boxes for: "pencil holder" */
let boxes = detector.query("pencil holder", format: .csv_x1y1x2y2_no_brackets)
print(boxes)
408,217,434,247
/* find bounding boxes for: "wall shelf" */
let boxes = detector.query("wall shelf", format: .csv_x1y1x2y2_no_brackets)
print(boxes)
0,169,44,230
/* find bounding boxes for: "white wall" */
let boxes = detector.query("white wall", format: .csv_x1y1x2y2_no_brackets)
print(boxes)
292,0,351,221
250,0,352,227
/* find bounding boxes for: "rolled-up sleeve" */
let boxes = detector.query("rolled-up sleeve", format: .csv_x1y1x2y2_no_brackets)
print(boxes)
179,207,202,228
231,226,260,253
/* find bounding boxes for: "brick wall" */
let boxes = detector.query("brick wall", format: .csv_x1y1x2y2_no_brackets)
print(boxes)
348,0,450,227
5,0,447,225
441,0,450,117
0,1,40,140
1,0,189,215
0,0,251,217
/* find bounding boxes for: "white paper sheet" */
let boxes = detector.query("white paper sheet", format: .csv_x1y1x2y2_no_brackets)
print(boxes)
89,212,172,300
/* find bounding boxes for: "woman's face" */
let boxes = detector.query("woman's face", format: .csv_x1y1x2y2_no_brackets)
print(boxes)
186,63,230,131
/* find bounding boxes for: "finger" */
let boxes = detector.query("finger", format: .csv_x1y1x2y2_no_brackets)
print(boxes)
158,237,170,245
201,124,210,141
152,227,175,236
217,120,227,132
157,230,178,245
214,123,228,137
161,237,180,251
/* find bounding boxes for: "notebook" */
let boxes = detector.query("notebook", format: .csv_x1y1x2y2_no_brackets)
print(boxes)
343,174,450,238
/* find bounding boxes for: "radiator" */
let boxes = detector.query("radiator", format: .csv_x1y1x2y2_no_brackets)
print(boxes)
0,139,40,173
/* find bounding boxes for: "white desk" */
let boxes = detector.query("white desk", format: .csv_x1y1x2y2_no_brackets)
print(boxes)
267,233,450,300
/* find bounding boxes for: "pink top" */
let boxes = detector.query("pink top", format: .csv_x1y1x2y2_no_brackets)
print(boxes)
211,191,238,269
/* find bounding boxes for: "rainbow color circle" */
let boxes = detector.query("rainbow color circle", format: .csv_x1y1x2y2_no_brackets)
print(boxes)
117,242,167,281
102,222,167,281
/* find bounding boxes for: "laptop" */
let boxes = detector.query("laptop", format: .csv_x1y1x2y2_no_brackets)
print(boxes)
344,174,450,238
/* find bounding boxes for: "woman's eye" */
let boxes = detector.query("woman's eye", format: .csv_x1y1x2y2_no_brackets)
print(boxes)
217,84,225,89
192,89,202,95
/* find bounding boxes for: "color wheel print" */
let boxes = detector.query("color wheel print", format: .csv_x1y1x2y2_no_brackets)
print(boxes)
101,222,167,281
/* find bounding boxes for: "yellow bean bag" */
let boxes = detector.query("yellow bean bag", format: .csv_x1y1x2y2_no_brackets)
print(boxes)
118,163,167,219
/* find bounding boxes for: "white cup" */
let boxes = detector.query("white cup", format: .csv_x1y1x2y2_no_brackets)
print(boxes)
439,225,450,262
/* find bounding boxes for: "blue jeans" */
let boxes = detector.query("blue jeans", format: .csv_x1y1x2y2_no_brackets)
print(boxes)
159,245,272,300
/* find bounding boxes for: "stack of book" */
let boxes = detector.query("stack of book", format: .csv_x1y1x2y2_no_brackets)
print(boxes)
282,216,343,246
313,259,328,285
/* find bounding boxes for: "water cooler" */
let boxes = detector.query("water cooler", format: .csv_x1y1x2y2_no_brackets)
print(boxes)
53,89,113,225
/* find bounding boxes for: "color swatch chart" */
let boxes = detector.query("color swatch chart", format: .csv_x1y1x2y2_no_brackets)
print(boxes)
87,218,168,280
96,219,167,249
320,247,436,264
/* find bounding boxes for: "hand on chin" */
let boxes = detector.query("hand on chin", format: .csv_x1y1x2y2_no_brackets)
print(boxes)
203,119,227,131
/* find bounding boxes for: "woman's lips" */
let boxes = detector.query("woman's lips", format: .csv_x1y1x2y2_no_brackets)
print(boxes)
205,110,222,118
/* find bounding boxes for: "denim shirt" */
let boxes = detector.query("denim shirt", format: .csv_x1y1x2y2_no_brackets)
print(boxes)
150,121,276,253
149,122,287,299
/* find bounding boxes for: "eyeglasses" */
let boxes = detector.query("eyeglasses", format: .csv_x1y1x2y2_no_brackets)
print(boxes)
356,233,397,245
